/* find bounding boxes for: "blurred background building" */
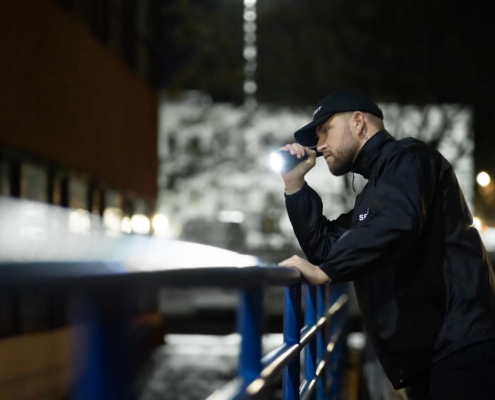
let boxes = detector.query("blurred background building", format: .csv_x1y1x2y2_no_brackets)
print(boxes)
0,0,158,234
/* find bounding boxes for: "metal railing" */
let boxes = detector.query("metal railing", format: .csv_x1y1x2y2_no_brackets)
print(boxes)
0,196,349,400
207,280,349,400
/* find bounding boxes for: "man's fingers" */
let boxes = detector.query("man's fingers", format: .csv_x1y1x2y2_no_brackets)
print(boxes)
305,147,317,162
279,143,309,159
278,255,299,267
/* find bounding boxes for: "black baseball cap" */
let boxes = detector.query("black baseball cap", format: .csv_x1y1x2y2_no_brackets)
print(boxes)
294,89,383,147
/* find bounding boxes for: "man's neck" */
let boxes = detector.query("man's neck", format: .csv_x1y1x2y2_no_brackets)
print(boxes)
353,126,380,163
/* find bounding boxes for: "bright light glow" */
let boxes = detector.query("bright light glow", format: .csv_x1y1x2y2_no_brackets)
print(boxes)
68,209,91,235
347,332,366,350
243,10,256,22
477,172,491,187
103,207,123,233
126,240,259,271
152,214,170,236
473,217,482,230
121,216,132,233
244,0,256,6
218,210,245,224
243,45,257,60
131,214,151,234
270,152,284,172
479,227,495,252
246,379,264,395
243,80,257,94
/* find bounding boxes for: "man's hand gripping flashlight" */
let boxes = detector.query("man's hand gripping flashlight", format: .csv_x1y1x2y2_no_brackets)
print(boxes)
270,145,322,174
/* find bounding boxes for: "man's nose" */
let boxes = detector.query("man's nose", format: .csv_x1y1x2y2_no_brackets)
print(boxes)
316,138,327,152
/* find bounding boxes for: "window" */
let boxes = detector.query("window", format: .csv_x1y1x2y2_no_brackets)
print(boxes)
20,163,48,203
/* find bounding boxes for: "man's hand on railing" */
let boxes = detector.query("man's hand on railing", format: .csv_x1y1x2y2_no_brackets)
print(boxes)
278,255,330,285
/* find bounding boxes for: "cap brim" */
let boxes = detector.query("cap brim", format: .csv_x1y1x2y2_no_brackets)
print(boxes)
294,113,333,147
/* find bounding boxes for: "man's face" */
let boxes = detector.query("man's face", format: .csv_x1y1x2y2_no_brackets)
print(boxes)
315,114,360,176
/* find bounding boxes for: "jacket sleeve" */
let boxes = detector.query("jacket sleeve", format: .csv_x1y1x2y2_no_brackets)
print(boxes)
321,148,436,283
285,181,353,265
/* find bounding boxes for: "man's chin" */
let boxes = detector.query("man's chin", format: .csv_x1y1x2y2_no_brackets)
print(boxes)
328,161,351,177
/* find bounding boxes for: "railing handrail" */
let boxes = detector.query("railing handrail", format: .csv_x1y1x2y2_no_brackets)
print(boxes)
0,259,349,400
0,262,303,289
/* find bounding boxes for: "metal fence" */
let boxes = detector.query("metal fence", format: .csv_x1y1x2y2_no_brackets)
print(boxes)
207,279,349,400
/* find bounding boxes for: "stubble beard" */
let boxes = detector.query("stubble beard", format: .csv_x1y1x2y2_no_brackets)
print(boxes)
328,123,358,177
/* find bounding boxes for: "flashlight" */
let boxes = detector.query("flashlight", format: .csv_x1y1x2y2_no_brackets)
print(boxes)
270,149,323,173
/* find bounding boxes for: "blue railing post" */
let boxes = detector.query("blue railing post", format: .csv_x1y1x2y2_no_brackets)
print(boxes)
282,283,301,400
238,288,264,386
70,293,135,400
304,285,317,400
328,283,347,399
335,285,349,399
316,285,327,400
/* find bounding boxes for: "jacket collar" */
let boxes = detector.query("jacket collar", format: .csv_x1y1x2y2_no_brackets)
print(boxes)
351,129,395,179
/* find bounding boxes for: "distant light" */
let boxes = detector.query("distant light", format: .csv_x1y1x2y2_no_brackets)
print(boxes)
121,216,132,233
243,80,257,94
347,332,366,350
131,214,151,234
243,45,257,60
270,152,283,172
103,207,123,234
243,10,256,21
152,214,170,237
218,210,245,224
473,217,482,230
244,0,256,6
477,172,491,187
69,209,91,235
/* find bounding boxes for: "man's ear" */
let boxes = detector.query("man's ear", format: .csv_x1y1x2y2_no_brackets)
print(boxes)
352,111,366,134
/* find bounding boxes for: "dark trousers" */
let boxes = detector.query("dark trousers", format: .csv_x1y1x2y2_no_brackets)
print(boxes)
405,340,495,400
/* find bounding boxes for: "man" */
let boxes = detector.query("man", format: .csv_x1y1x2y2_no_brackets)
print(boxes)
277,89,495,399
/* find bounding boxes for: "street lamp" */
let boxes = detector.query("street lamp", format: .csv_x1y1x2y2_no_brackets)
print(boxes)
477,172,491,187
243,0,257,111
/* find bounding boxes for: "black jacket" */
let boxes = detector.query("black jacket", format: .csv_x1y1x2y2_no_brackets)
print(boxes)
285,129,495,389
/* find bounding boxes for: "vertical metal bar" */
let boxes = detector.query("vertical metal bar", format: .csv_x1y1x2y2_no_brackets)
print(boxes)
328,283,348,399
70,292,135,400
282,283,301,400
324,284,331,400
304,285,317,400
334,284,349,399
316,285,326,400
327,284,340,398
238,288,264,385
331,291,340,399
